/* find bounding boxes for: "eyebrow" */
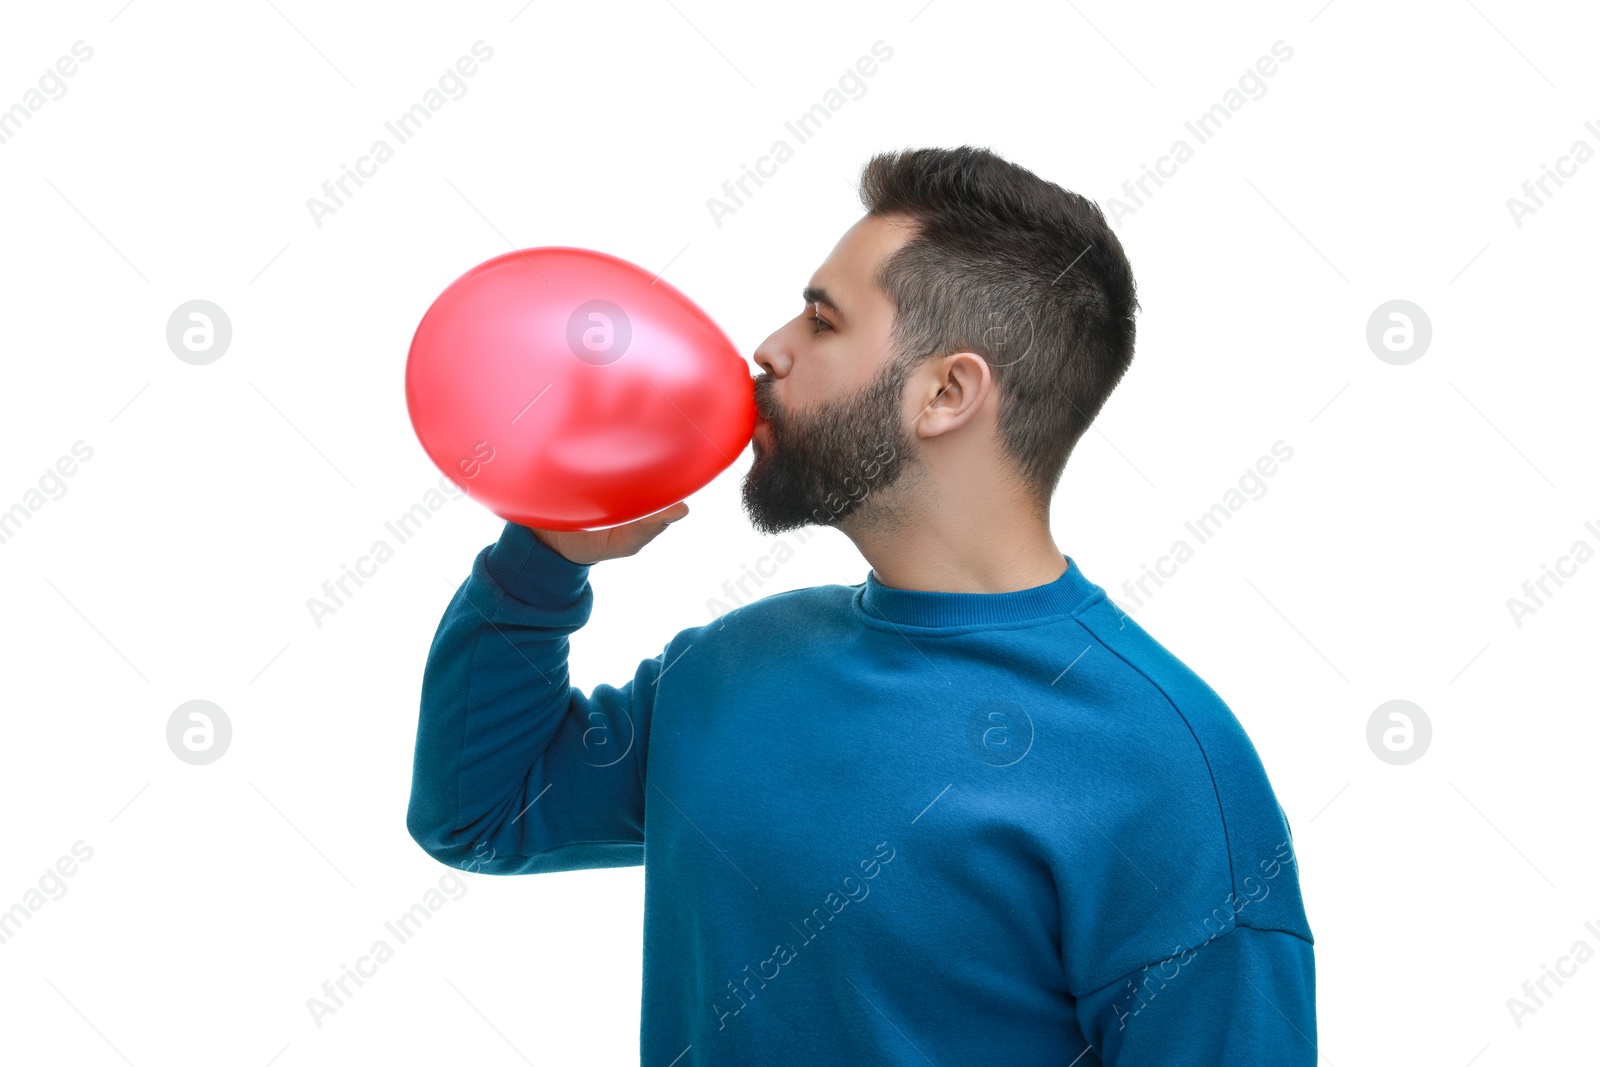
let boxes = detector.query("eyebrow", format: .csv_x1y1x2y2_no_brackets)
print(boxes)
802,286,844,322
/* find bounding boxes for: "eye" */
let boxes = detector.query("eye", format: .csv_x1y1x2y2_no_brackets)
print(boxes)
809,312,833,334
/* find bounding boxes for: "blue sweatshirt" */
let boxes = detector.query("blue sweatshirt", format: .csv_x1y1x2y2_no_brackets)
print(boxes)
407,521,1317,1065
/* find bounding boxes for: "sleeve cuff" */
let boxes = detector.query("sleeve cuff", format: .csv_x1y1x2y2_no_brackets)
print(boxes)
483,520,592,608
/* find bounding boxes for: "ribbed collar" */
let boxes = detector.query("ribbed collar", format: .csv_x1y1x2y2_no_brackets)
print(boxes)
854,554,1099,630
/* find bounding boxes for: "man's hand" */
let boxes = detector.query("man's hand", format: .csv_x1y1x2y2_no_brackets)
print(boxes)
528,502,689,566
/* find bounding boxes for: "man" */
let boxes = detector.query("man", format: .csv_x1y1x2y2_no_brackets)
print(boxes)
407,145,1316,1064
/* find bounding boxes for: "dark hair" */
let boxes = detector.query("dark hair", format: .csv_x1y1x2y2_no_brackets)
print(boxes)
858,146,1138,518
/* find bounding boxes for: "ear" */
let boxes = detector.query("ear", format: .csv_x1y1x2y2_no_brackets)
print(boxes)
912,352,992,440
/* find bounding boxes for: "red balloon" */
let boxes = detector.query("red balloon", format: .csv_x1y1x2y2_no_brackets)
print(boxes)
406,247,755,531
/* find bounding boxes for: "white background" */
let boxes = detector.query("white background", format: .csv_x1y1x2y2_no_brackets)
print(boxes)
1,0,1596,1063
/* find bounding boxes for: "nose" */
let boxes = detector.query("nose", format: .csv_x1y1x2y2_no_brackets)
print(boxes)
752,330,791,379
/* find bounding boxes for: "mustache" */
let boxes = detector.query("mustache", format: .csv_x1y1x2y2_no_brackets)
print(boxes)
752,378,781,422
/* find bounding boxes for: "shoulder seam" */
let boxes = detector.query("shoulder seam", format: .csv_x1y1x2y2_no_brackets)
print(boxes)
1238,918,1314,945
1068,598,1241,929
1078,921,1313,996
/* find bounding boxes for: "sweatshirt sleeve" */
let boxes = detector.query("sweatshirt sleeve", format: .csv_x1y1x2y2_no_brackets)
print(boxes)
1074,924,1317,1064
406,520,663,875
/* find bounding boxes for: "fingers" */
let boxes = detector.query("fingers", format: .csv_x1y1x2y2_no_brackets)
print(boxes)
642,504,688,541
613,503,687,557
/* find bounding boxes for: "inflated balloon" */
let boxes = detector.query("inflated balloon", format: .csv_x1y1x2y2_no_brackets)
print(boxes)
406,247,756,531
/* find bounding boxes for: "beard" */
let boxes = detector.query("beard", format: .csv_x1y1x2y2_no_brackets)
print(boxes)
740,354,920,536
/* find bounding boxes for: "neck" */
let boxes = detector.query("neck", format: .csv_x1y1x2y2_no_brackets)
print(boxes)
841,487,1066,594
